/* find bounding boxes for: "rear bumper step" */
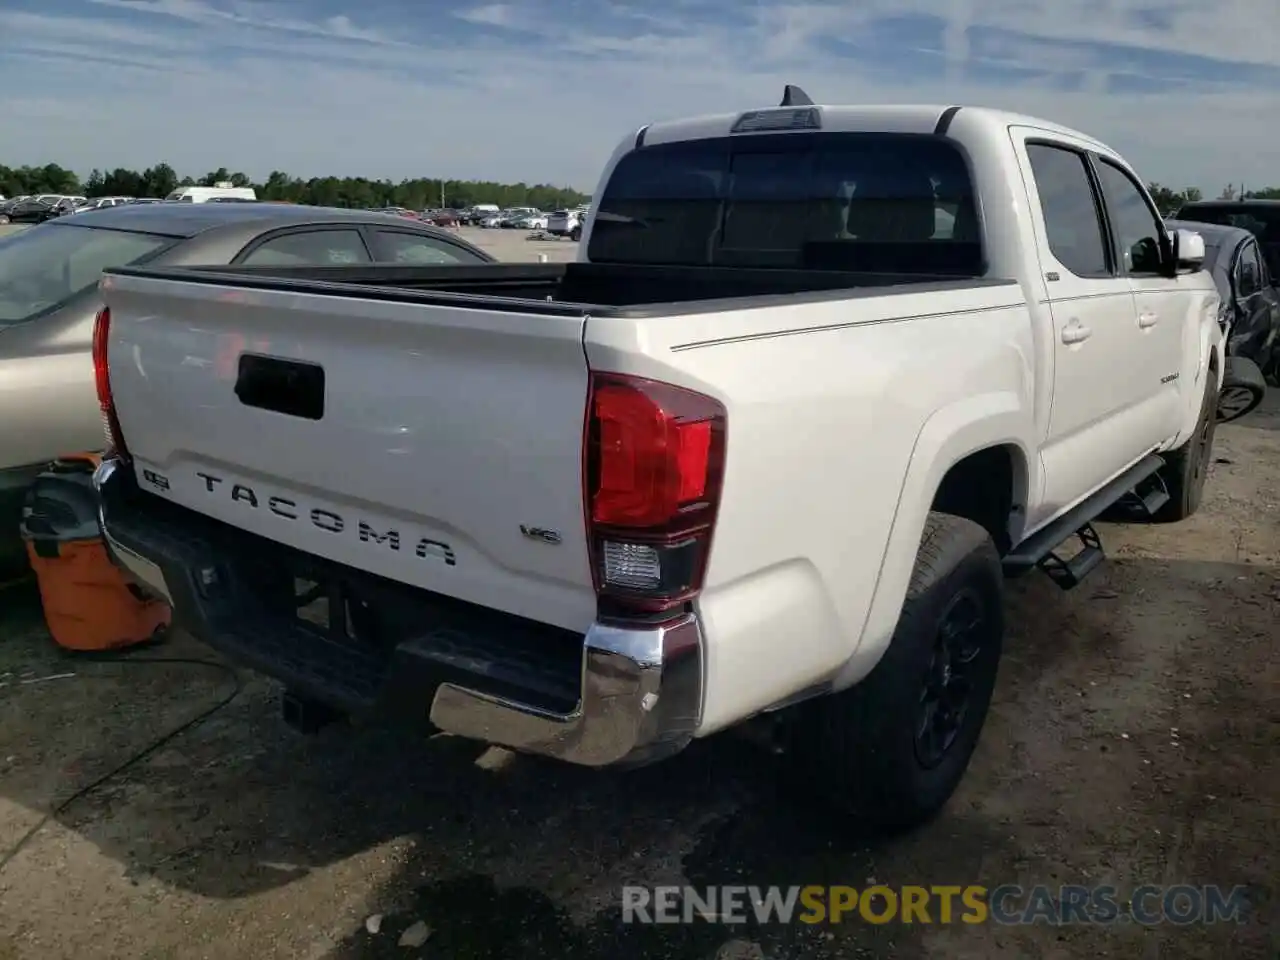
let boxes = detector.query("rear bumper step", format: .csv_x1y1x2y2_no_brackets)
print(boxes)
93,457,704,768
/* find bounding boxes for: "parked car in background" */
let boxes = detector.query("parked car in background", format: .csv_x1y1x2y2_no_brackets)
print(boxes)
546,208,587,240
32,194,86,208
166,184,257,203
0,198,61,224
498,207,540,228
73,197,134,212
1174,199,1280,286
512,213,548,230
426,210,460,227
0,203,495,577
372,206,420,220
459,204,499,225
1166,219,1279,409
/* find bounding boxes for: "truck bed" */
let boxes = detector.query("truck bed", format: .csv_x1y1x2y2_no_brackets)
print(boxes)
106,260,1008,318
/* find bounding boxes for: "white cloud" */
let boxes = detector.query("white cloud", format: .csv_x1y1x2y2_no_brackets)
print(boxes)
84,0,401,45
456,4,515,27
939,0,1278,68
322,14,394,43
0,0,1276,192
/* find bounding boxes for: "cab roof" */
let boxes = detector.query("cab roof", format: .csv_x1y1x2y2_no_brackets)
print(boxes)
638,101,1119,159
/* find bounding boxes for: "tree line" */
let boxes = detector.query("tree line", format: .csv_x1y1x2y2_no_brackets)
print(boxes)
3,161,1278,215
0,162,592,211
1145,183,1280,214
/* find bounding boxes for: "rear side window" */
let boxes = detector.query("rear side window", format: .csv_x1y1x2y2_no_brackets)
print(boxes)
1175,205,1279,239
0,224,173,327
239,229,372,266
1025,144,1109,277
1237,242,1263,296
588,132,983,274
371,230,485,264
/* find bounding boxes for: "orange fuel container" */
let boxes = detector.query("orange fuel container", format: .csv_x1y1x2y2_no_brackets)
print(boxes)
20,454,170,652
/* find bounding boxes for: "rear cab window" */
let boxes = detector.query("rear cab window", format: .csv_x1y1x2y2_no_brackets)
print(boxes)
1176,203,1280,278
0,223,175,328
587,131,983,275
1175,204,1278,237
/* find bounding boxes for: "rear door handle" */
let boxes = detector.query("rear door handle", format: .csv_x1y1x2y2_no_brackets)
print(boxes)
1061,320,1092,345
1138,312,1159,328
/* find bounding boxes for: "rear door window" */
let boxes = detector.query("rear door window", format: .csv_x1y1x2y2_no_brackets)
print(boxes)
588,131,982,274
1024,144,1110,278
238,229,372,266
370,230,487,264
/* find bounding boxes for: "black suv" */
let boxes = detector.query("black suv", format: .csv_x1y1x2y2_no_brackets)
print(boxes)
1175,199,1280,280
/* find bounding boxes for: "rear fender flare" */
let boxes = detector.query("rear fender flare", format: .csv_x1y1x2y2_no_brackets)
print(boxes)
830,390,1034,692
1172,303,1224,447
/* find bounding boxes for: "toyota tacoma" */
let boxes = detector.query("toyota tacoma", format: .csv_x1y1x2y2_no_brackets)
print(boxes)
92,89,1226,829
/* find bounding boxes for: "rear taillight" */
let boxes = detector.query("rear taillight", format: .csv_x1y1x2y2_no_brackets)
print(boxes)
583,373,727,616
91,306,129,460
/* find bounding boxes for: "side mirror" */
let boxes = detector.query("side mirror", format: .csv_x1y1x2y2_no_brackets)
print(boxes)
1172,228,1206,271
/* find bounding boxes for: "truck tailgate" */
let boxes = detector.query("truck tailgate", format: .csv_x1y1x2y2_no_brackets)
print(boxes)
101,273,596,632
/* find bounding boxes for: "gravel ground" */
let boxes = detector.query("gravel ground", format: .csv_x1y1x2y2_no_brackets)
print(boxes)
452,225,580,262
0,222,1274,958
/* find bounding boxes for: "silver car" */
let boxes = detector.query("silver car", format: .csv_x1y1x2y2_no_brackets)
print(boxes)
0,203,495,574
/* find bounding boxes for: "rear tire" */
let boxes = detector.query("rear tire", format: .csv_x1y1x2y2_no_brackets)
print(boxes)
781,513,1004,833
569,225,582,242
1153,365,1219,523
1215,355,1266,424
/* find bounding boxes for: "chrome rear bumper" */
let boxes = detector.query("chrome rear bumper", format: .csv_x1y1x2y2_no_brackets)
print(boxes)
92,456,704,767
429,615,703,767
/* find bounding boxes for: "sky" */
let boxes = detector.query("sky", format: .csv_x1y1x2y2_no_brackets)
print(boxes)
1,0,1277,193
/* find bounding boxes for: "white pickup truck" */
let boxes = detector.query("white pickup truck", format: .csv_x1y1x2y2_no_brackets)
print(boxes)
92,90,1227,830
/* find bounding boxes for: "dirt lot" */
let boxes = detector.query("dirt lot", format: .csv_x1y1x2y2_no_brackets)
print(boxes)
0,258,1275,956
2,404,1275,960
454,224,580,262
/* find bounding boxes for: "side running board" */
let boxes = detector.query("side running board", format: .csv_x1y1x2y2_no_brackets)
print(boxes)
1003,454,1166,590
